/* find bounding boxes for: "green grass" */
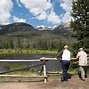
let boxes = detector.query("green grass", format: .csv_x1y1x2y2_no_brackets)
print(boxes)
4,64,38,75
5,64,24,69
0,49,57,57
4,63,78,75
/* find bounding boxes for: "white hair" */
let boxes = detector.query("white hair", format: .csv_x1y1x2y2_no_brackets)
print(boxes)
79,48,83,51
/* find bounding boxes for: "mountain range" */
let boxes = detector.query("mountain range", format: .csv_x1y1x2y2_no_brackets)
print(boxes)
0,22,76,50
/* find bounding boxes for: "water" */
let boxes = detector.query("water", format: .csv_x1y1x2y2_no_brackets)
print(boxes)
0,55,61,72
0,55,89,73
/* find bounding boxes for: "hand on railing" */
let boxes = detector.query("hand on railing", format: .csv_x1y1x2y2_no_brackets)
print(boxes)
40,57,45,59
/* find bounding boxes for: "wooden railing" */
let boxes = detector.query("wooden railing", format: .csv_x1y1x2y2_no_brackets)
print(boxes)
0,57,89,83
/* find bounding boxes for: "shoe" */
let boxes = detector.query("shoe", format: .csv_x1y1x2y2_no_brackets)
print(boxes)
85,75,87,78
61,79,68,82
61,77,68,82
81,79,85,81
61,76,65,82
61,76,64,82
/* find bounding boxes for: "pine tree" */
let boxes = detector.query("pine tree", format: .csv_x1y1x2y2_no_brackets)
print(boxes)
71,0,89,53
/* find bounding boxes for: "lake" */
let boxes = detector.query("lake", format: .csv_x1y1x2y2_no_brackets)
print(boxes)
0,55,61,72
0,55,89,74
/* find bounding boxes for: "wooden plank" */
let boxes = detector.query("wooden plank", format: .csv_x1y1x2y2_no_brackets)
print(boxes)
47,71,59,74
0,57,88,62
0,75,47,78
0,58,58,62
0,59,40,62
40,57,57,60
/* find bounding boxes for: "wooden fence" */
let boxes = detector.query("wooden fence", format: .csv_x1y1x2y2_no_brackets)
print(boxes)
0,57,89,83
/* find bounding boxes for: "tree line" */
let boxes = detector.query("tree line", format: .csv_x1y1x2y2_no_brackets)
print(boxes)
0,36,66,52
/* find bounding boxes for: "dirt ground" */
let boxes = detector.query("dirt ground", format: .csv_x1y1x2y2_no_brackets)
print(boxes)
0,75,89,89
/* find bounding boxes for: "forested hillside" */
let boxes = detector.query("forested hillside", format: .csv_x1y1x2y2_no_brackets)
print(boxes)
0,22,76,51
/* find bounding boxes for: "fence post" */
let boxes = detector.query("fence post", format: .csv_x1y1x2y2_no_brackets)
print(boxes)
43,60,47,83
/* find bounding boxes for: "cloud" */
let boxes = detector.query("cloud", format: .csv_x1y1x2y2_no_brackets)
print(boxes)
13,16,26,22
48,11,61,24
20,0,52,14
37,25,45,28
53,25,57,29
60,0,72,11
0,0,13,25
20,0,61,24
16,0,22,7
35,12,47,20
61,12,71,23
59,0,72,23
0,0,73,25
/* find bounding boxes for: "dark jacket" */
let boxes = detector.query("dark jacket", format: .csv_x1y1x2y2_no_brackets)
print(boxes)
56,50,63,60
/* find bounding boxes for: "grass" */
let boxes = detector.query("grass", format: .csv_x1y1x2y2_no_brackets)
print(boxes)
0,49,57,57
4,64,39,75
0,49,79,76
3,63,78,76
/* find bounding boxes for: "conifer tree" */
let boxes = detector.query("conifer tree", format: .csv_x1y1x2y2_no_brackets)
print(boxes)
71,0,89,52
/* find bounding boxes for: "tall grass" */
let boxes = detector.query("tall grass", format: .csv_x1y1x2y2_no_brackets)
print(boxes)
0,49,57,57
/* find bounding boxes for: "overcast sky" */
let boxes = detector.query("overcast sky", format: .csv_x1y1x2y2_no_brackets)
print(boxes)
0,0,73,27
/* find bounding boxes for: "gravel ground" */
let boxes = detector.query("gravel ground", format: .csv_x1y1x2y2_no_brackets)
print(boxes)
0,75,89,89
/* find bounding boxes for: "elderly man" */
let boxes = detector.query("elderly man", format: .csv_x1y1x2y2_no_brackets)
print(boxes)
56,45,71,82
76,48,88,81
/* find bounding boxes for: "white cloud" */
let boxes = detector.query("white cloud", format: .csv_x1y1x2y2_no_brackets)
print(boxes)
20,0,61,24
61,12,71,23
60,0,72,11
0,0,73,25
13,16,26,23
37,25,45,28
36,11,47,20
59,0,72,23
0,0,13,25
48,11,61,24
53,25,57,29
18,0,73,24
16,0,22,7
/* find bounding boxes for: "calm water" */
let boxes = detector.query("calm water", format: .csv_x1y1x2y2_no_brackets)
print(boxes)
0,55,61,72
0,55,89,73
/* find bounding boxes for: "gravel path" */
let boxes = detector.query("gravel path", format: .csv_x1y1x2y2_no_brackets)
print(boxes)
0,75,89,89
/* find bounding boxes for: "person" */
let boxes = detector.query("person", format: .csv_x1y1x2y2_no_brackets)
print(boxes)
76,48,88,81
56,45,71,82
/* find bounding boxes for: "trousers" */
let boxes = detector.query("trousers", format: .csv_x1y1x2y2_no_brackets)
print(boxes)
61,60,70,80
79,66,87,79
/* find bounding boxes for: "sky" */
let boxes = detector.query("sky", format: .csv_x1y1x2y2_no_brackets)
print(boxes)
0,0,73,28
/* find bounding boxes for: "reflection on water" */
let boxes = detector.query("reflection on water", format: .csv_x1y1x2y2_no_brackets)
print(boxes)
0,55,61,72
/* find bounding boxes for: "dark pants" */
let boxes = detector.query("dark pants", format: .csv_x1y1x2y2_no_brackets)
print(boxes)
61,60,70,80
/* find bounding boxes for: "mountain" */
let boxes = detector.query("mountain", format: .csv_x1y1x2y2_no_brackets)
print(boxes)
0,22,36,35
53,25,74,38
36,26,53,30
0,22,76,50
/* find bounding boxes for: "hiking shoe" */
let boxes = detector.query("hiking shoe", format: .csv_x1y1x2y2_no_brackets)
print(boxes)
85,75,87,78
81,79,85,81
61,77,68,82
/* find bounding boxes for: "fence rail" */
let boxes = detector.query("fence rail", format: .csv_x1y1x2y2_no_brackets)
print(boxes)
0,57,89,83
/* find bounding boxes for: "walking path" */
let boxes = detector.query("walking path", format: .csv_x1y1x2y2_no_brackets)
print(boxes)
0,75,89,89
